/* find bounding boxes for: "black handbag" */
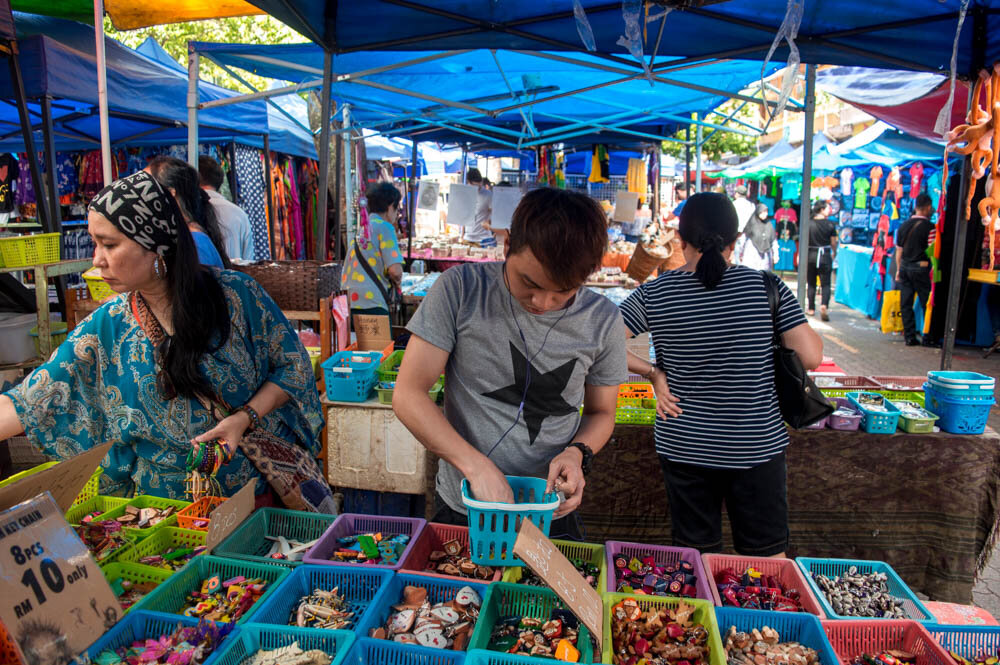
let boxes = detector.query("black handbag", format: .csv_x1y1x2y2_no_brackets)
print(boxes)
761,271,834,428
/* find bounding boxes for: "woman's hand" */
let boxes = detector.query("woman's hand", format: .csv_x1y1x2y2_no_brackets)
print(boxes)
191,411,252,460
648,367,682,419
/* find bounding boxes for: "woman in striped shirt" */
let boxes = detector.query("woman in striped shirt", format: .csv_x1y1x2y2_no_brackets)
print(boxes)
620,192,823,557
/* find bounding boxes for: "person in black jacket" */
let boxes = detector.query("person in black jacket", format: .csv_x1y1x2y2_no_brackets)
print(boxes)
894,193,936,347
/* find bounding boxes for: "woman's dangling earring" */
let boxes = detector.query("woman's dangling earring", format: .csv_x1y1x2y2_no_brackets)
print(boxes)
153,256,161,279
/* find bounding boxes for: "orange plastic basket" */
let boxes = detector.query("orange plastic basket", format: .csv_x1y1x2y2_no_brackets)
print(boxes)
176,496,226,531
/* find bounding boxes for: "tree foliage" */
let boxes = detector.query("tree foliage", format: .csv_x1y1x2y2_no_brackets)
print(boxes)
662,100,760,163
104,16,305,91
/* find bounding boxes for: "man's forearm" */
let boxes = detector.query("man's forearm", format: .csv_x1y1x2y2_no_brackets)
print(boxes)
393,386,489,477
572,408,616,456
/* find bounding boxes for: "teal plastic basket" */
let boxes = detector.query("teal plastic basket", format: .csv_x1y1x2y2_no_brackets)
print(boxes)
324,350,382,402
213,507,336,568
78,610,236,665
346,637,467,665
249,563,394,634
138,555,290,624
847,392,901,434
212,625,356,665
796,557,935,622
461,475,559,567
926,625,1000,661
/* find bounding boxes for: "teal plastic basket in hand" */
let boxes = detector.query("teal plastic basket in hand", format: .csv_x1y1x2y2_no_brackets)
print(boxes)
461,475,560,567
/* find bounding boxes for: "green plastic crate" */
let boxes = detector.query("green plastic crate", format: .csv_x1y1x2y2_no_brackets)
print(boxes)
502,539,606,594
116,526,207,571
212,507,336,568
468,582,594,663
881,391,926,406
138,555,290,625
615,406,656,425
72,465,104,507
890,400,939,433
65,495,129,526
376,349,405,382
375,379,444,406
93,495,190,539
213,625,355,665
602,593,724,665
101,562,173,614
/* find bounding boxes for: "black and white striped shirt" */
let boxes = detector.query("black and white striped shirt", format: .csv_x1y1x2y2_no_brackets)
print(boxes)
619,265,807,469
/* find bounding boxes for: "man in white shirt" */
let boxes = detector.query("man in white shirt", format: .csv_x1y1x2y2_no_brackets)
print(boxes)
732,184,756,235
461,168,495,245
199,156,255,260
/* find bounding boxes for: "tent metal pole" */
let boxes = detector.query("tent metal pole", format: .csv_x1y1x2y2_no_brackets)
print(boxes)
653,149,661,222
796,64,817,308
40,96,61,229
333,121,343,260
93,0,112,185
7,48,49,232
344,78,494,116
187,47,199,167
695,117,703,193
206,56,314,136
685,126,691,189
317,50,333,261
199,78,323,109
343,104,354,244
409,139,417,262
263,134,274,258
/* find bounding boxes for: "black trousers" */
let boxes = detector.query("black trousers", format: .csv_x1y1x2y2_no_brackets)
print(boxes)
898,264,931,343
806,251,832,310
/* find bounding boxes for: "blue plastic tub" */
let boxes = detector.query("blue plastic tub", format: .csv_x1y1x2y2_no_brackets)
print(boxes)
354,573,488,646
249,564,394,635
79,610,237,665
345,637,467,665
796,557,935,622
847,392,901,434
926,371,995,394
213,625,355,665
923,383,994,435
926,624,1000,660
714,607,839,665
461,475,559,567
323,350,382,402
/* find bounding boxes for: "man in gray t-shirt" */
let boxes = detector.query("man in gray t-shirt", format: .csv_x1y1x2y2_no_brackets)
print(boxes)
395,188,626,535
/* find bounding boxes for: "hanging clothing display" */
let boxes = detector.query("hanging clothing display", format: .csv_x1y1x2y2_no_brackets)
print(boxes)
626,157,648,203
909,163,925,199
589,144,610,183
869,165,884,198
854,177,870,210
233,144,270,261
885,166,903,205
840,168,853,196
0,154,18,213
780,173,802,200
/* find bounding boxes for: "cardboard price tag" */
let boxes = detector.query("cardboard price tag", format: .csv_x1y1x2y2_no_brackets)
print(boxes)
513,519,603,653
0,492,119,665
205,482,255,552
354,314,392,352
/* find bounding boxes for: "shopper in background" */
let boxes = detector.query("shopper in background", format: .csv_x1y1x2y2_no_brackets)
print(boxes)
894,193,937,347
340,181,403,316
732,185,755,234
199,155,255,261
805,198,837,321
735,203,779,270
462,168,495,246
620,192,822,557
148,156,230,269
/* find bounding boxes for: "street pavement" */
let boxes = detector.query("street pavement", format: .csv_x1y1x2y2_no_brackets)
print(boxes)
798,285,1000,616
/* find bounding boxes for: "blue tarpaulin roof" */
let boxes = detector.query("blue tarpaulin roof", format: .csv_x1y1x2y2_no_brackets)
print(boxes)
242,0,1000,74
0,13,269,153
191,43,778,147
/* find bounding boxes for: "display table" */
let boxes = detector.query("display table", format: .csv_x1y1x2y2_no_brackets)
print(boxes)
579,424,1000,604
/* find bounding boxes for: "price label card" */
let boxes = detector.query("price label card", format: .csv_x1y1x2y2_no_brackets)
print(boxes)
513,519,603,653
0,491,119,665
206,481,255,552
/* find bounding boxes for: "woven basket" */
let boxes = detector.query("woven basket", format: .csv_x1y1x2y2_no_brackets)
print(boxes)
626,242,671,282
233,261,341,311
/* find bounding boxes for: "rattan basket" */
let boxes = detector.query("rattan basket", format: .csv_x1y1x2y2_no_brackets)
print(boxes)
233,260,341,311
626,242,671,282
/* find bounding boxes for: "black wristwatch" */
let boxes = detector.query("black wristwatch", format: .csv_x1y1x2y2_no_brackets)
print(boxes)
567,442,594,475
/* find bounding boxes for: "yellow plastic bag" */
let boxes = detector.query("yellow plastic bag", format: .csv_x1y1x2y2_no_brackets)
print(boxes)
881,289,904,334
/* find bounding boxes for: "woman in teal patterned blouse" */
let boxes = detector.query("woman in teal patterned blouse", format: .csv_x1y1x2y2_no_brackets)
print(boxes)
0,171,323,500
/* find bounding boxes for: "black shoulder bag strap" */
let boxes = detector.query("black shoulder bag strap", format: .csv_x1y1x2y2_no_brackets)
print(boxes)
354,238,399,313
763,269,781,344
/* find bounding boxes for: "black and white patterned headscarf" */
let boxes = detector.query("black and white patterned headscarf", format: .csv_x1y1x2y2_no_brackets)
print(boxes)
88,171,182,256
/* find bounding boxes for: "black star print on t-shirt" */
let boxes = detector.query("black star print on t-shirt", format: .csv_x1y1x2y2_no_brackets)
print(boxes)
482,341,577,445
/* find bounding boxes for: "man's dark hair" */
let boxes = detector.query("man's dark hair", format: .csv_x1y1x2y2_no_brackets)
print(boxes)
811,199,829,217
508,187,607,290
466,168,483,184
915,192,933,210
198,155,225,191
367,182,402,214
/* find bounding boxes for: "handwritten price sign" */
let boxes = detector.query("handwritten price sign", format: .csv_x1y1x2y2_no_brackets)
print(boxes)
0,492,118,665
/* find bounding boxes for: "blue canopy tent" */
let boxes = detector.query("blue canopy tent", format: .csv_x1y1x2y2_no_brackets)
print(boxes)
720,136,797,179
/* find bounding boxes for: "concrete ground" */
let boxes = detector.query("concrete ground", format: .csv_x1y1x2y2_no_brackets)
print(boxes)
801,284,1000,615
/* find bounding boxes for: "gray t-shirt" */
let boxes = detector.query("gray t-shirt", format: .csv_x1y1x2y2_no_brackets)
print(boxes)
407,262,627,513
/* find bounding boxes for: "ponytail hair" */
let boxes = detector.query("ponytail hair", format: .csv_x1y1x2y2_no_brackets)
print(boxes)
678,192,739,290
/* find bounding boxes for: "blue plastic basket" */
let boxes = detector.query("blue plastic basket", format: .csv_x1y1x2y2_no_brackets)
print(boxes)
345,637,467,665
924,383,994,435
460,475,560,567
926,624,1000,660
323,350,382,402
847,392,901,434
714,607,839,665
796,557,935,622
354,573,488,646
212,625,355,665
926,371,995,396
248,563,394,635
79,610,237,665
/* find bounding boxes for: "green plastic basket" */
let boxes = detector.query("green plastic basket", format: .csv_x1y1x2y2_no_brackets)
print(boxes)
93,495,190,539
0,232,61,267
0,460,58,489
138,555,290,625
602,593,725,665
501,539,606,593
468,582,594,663
64,495,129,526
881,391,926,406
116,526,207,571
375,379,443,406
101,562,173,614
212,507,336,568
890,400,939,433
376,349,406,382
614,406,656,425
212,625,355,665
71,465,104,507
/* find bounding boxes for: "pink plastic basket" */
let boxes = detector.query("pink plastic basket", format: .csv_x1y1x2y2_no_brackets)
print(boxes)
605,540,713,601
398,522,502,583
304,513,426,571
822,620,953,665
829,397,863,431
701,553,825,617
